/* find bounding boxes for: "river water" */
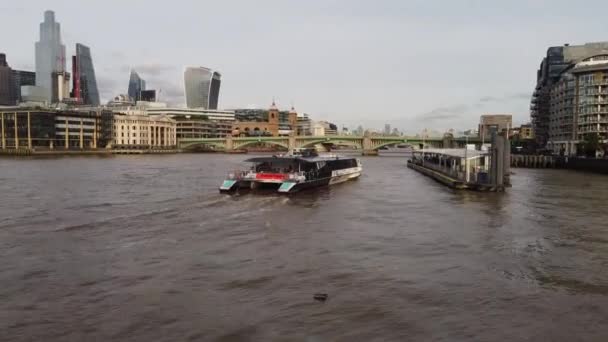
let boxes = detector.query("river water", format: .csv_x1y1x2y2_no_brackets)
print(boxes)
1,154,608,341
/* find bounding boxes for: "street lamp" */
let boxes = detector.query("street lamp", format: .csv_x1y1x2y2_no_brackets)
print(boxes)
464,133,469,182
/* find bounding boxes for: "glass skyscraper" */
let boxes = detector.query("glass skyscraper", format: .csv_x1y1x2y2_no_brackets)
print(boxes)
12,70,36,103
184,67,221,109
35,10,66,103
128,70,146,102
73,43,100,106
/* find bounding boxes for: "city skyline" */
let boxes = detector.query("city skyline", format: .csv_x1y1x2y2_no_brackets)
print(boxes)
2,1,608,133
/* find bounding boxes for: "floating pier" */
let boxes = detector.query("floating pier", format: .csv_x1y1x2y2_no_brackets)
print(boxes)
407,132,509,192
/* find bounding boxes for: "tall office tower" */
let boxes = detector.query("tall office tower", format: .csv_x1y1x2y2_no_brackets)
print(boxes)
35,10,66,103
127,70,146,102
384,124,391,135
0,53,16,105
71,43,100,105
184,66,221,109
12,70,36,103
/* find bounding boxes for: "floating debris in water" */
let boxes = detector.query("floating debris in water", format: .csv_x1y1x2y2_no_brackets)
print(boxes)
313,293,328,302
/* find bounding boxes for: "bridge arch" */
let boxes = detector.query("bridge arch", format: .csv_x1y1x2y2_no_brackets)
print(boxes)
371,140,412,150
180,141,226,150
299,138,363,149
233,139,289,150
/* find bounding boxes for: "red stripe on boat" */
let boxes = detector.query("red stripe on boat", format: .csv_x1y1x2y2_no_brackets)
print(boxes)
256,173,287,180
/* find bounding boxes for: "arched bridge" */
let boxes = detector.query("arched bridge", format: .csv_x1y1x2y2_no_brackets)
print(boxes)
179,135,481,155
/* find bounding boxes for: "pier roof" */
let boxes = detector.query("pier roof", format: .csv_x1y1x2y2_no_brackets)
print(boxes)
415,148,488,159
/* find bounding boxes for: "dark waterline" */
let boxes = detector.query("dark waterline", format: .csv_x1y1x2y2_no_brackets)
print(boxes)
1,154,608,341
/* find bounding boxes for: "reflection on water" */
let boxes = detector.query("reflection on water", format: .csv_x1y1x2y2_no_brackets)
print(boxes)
1,155,608,341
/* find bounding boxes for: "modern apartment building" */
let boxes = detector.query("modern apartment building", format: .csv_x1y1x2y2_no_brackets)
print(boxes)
531,42,608,153
184,67,221,109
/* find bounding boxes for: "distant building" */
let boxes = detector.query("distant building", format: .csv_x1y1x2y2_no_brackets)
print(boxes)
309,121,338,136
0,53,16,105
384,124,391,135
312,122,325,136
12,70,36,103
462,128,478,137
231,103,298,136
71,43,100,106
512,123,534,140
107,94,135,107
317,121,338,135
142,106,235,122
20,86,48,103
139,89,156,102
127,70,146,102
173,116,233,139
297,114,312,136
478,114,512,140
520,124,534,140
112,114,176,149
184,67,221,109
0,108,113,149
35,11,66,103
109,101,235,139
51,71,70,103
233,108,268,122
531,42,608,148
232,101,280,136
55,110,113,148
278,106,298,136
352,125,364,136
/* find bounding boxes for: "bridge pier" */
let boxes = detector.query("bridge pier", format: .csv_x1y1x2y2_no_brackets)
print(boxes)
361,133,378,156
226,135,233,151
288,135,296,151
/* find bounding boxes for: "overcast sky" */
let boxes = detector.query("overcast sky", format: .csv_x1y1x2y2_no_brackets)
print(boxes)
1,0,607,133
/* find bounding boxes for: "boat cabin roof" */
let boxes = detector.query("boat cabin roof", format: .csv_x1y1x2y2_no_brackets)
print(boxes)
244,155,354,164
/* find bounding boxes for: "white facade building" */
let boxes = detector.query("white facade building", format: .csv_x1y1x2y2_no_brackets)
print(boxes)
112,114,176,148
312,122,326,136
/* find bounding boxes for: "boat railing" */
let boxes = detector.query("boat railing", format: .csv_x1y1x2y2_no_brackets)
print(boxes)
227,170,251,180
227,170,307,182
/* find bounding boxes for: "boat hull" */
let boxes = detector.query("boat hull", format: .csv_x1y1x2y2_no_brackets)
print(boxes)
219,167,361,194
